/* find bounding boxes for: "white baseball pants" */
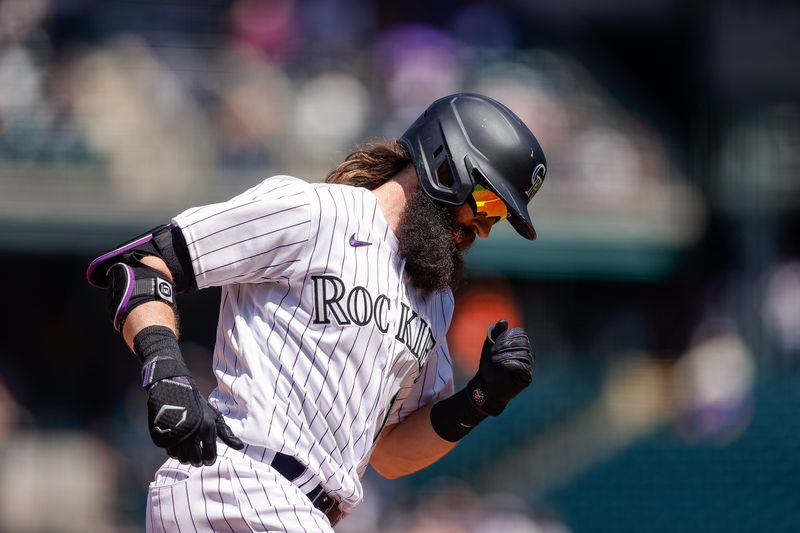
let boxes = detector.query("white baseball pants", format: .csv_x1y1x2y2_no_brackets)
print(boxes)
145,450,335,532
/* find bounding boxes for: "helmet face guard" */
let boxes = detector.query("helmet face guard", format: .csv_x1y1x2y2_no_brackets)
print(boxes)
399,93,547,240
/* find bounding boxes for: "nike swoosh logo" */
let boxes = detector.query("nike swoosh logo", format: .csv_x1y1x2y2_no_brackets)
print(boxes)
349,233,372,247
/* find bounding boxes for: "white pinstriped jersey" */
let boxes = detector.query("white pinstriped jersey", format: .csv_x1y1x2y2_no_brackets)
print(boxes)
172,175,455,511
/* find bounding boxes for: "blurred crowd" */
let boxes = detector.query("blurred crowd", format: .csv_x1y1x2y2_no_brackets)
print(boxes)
0,0,798,531
0,0,703,239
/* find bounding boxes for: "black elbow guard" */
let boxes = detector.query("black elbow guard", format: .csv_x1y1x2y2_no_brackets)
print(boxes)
87,223,196,291
86,224,197,331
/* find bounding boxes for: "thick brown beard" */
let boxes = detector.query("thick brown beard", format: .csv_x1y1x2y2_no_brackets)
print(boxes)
397,190,471,293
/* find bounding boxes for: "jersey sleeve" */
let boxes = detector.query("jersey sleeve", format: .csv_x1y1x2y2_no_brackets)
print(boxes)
390,342,455,426
172,176,313,288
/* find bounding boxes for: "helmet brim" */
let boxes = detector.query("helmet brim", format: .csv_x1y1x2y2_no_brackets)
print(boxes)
469,162,537,240
489,176,537,240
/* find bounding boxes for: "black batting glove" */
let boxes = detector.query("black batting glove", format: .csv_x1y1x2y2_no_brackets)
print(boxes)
466,320,534,416
135,326,244,466
430,319,534,441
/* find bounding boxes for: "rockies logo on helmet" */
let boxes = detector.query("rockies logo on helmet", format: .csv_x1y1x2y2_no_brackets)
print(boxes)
526,163,546,201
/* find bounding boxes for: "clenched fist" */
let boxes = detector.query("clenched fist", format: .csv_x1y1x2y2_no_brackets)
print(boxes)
467,320,533,416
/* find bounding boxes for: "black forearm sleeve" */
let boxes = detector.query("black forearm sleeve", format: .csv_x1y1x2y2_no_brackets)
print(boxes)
429,388,489,442
133,325,191,387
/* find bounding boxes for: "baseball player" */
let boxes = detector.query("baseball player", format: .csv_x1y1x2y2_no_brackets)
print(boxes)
87,93,546,531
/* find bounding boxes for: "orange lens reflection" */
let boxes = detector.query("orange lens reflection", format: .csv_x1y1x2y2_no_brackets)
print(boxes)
471,186,508,220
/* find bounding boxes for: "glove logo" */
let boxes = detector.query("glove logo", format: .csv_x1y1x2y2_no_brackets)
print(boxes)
157,278,174,303
471,388,487,407
153,404,187,433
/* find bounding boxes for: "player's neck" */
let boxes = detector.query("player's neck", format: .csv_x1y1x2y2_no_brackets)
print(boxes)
371,166,419,234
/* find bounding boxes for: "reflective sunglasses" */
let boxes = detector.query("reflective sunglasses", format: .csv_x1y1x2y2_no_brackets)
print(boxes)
469,184,508,221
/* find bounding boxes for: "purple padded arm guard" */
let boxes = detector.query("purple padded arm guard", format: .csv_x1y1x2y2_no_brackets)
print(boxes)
87,223,197,293
87,225,180,331
86,231,157,289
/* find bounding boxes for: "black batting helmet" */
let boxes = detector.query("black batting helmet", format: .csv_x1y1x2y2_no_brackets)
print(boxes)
399,93,547,240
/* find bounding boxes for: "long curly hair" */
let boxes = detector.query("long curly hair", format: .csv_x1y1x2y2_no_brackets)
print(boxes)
324,139,411,189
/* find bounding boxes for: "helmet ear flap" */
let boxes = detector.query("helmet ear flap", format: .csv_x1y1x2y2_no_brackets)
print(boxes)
400,135,472,206
435,157,455,187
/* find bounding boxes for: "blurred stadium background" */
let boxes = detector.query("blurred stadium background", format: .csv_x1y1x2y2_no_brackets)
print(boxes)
0,0,798,531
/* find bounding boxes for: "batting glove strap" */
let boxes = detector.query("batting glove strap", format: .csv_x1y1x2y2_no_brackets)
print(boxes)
141,357,190,388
